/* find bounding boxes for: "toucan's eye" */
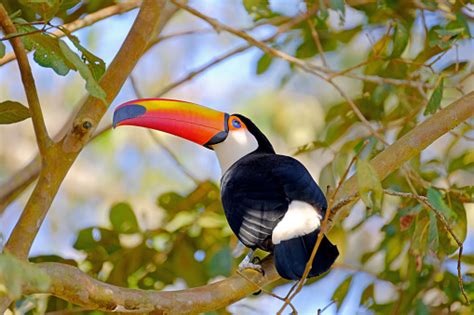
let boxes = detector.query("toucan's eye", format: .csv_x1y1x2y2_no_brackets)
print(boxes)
232,119,242,128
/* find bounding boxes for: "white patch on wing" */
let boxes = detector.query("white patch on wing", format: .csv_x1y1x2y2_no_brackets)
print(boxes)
212,129,258,173
272,201,321,244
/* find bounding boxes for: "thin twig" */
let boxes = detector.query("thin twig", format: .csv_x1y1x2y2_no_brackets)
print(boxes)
307,17,328,67
0,4,51,157
236,270,298,314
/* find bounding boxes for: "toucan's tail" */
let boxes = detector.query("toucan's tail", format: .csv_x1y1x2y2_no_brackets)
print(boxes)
274,230,339,280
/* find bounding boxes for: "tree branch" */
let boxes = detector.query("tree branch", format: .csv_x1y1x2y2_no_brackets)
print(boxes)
0,0,174,311
23,260,279,314
0,4,51,157
0,0,141,67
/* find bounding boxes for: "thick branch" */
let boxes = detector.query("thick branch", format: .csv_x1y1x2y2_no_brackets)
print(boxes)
0,0,141,66
24,260,279,314
0,5,51,156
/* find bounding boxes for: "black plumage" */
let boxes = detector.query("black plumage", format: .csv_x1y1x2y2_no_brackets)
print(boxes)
220,115,339,280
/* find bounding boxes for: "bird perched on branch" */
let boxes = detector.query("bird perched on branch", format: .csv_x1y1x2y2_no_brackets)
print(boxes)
113,98,338,280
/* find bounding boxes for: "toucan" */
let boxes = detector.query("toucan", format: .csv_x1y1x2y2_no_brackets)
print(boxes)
113,98,339,280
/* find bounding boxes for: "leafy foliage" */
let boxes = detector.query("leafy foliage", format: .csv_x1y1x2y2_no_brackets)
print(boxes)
1,0,473,314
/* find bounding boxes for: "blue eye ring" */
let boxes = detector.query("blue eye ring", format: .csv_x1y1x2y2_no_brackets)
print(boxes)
232,119,242,128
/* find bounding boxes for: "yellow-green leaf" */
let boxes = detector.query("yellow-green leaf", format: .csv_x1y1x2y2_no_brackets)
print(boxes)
0,41,5,58
423,78,443,116
0,100,31,124
332,275,352,310
356,159,383,211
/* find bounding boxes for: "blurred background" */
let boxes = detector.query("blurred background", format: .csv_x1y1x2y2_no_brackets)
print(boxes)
1,0,473,314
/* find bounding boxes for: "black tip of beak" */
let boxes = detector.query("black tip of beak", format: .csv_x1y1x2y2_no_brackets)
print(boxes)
113,104,147,128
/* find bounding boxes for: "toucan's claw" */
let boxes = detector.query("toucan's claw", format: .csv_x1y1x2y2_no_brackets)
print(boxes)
238,261,264,275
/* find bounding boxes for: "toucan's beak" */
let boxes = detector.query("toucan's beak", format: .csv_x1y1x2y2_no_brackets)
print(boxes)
113,98,229,148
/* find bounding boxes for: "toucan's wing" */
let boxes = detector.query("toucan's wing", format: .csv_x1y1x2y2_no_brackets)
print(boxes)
220,154,326,251
271,155,327,215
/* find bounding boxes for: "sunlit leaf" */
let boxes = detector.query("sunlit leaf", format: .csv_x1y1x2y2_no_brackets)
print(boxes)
0,41,5,58
109,202,140,234
242,0,271,20
0,253,50,299
332,275,352,310
0,101,31,124
356,159,383,211
256,53,273,75
360,283,374,305
423,78,443,116
412,214,429,256
59,40,107,102
165,211,197,232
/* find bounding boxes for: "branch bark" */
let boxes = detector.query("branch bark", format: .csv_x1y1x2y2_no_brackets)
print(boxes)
23,260,279,314
0,4,51,156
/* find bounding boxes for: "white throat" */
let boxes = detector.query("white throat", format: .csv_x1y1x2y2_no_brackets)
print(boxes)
212,129,259,174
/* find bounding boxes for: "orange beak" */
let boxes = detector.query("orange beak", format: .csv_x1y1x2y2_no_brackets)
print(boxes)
113,98,229,148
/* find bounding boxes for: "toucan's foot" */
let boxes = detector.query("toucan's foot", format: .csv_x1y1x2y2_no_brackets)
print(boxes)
238,261,264,274
238,249,265,276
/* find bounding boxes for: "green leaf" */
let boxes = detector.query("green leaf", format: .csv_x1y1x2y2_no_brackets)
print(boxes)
428,211,439,252
0,100,31,124
356,159,383,211
329,0,345,21
19,0,61,20
0,253,50,299
0,41,5,58
360,283,374,305
165,211,197,232
242,0,271,20
423,78,443,116
59,28,106,81
16,20,72,75
58,40,107,102
332,275,352,310
109,202,140,234
426,188,456,221
391,22,409,58
256,53,273,75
